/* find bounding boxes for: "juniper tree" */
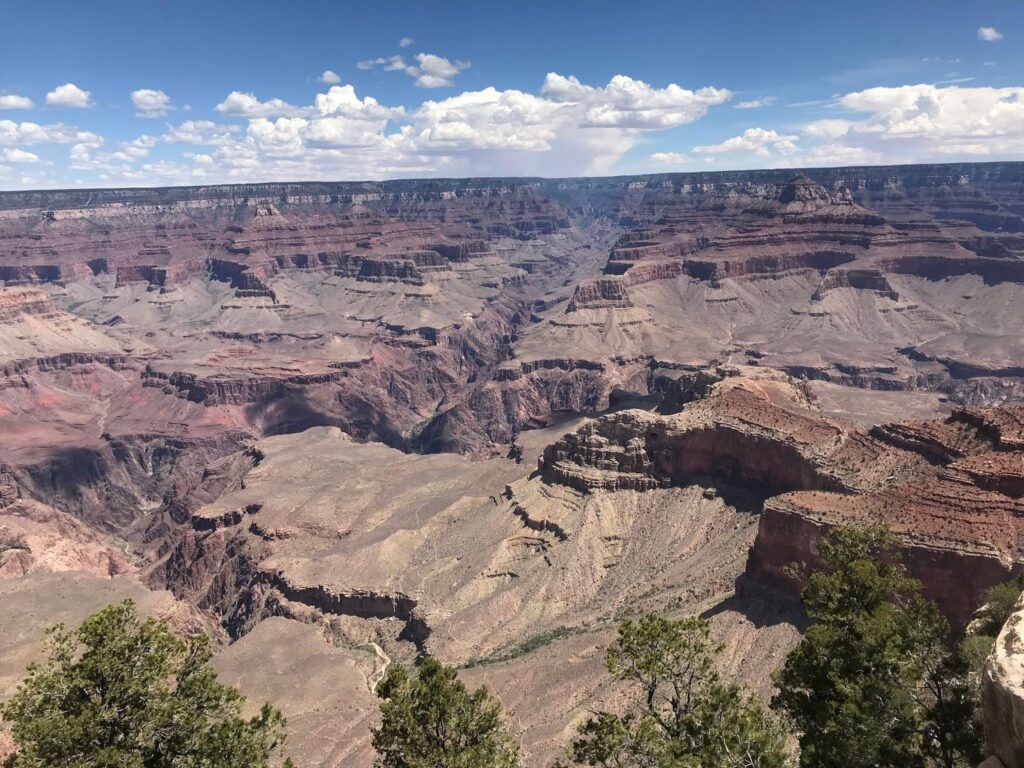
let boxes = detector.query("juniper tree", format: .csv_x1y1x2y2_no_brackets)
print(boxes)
567,613,787,768
372,656,519,768
1,599,293,768
772,525,981,768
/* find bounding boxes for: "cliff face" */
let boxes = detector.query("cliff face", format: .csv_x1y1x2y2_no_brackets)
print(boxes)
744,405,1024,629
0,181,590,532
0,164,1022,479
136,368,1022,765
134,420,803,766
0,165,1021,617
984,594,1024,768
539,367,1024,630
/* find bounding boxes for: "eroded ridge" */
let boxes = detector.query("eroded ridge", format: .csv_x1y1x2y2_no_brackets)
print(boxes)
538,366,1024,630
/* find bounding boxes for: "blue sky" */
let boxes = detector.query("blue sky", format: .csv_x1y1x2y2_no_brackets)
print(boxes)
0,0,1022,189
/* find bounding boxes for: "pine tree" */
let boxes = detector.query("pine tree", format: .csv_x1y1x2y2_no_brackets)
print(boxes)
567,613,787,768
1,599,293,768
371,656,520,768
772,525,981,768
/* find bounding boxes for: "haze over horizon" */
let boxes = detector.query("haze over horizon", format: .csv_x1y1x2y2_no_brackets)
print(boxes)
0,0,1022,190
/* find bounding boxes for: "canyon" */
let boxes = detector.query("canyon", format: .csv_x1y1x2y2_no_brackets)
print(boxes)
1,162,1024,766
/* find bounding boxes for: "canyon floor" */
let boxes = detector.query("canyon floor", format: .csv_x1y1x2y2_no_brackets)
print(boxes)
1,164,1023,766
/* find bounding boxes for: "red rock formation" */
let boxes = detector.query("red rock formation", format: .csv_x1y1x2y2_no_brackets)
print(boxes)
0,496,133,579
0,165,1022,526
541,369,1024,629
566,277,633,311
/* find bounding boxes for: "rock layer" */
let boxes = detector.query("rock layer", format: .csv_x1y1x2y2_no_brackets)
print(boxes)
2,165,1024,766
541,367,1024,629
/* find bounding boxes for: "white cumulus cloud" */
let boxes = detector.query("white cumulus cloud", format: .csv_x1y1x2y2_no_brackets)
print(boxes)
0,120,101,146
46,83,93,108
1,148,40,163
412,54,471,88
357,52,470,88
319,70,341,84
649,151,690,165
803,119,854,139
131,89,173,117
0,95,33,110
541,73,731,129
978,26,1003,42
313,85,404,120
753,82,1024,169
35,71,731,184
403,87,562,151
838,84,1024,148
215,91,307,118
694,127,799,156
162,120,240,146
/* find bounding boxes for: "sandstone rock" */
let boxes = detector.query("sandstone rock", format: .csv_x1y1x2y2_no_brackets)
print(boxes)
537,367,1024,630
0,499,133,578
984,593,1024,768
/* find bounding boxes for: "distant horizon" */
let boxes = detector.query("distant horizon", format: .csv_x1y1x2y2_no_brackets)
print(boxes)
1,0,1022,191
3,157,1023,198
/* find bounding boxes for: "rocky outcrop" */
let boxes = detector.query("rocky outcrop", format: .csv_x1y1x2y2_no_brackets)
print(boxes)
0,287,60,319
566,277,633,311
0,498,133,578
813,268,899,301
267,573,430,651
5,431,249,533
984,593,1024,768
356,257,426,285
744,407,1024,630
745,490,1016,631
539,368,1024,630
115,259,205,289
419,358,610,452
6,164,1024,768
541,367,901,494
428,240,490,262
143,367,346,406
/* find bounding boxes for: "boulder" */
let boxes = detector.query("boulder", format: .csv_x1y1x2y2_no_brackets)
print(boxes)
984,593,1024,767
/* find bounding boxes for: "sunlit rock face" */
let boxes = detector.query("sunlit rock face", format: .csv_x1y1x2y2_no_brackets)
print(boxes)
984,593,1024,768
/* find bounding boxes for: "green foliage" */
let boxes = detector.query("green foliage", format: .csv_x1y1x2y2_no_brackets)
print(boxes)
961,571,1024,674
772,525,981,768
404,418,433,454
973,571,1024,640
371,656,520,768
566,613,788,768
462,626,580,668
1,599,292,768
959,571,1024,747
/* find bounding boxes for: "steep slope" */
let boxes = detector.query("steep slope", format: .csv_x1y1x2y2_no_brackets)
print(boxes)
417,167,1024,451
542,366,1024,630
984,592,1024,768
0,181,604,531
140,417,801,765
